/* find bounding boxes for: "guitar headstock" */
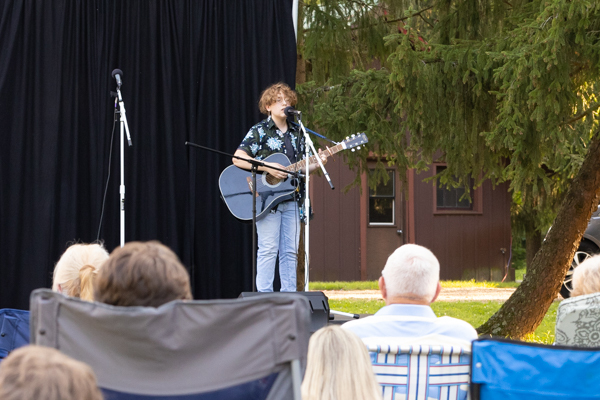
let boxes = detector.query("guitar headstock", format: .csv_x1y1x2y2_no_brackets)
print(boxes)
342,133,368,152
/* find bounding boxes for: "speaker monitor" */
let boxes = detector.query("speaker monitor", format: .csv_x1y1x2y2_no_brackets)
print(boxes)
238,291,330,333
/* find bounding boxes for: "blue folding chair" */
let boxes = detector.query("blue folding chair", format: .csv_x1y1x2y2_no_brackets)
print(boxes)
0,309,30,361
471,337,600,400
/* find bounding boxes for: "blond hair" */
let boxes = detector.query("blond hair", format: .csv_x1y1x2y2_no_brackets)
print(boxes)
0,345,103,400
258,82,297,115
94,241,192,307
301,326,381,400
572,254,600,297
52,243,109,301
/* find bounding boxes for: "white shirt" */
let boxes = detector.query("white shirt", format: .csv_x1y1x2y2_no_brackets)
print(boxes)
342,303,478,341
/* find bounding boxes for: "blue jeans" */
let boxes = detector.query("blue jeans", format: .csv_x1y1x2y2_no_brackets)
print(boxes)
255,201,300,292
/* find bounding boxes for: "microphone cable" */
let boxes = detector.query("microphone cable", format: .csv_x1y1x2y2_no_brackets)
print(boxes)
96,98,119,242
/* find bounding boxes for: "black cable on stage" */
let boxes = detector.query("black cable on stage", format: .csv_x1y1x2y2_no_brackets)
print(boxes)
96,99,119,242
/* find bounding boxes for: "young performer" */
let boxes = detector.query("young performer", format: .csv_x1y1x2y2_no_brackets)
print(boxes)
232,82,325,292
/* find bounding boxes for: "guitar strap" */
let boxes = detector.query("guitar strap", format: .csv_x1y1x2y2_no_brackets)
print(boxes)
260,120,304,212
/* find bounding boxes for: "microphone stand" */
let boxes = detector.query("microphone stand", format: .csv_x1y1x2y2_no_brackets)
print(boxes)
295,115,360,320
115,85,133,248
296,112,334,292
185,141,302,292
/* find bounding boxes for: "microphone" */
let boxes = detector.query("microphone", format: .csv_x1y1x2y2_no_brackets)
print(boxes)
111,69,123,88
284,106,301,118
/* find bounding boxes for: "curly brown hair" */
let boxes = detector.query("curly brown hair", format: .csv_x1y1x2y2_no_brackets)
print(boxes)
258,82,297,115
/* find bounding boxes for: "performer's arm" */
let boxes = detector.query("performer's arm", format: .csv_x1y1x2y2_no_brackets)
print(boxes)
232,149,289,180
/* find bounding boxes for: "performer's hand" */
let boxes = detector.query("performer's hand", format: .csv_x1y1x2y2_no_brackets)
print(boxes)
319,151,328,165
264,162,289,179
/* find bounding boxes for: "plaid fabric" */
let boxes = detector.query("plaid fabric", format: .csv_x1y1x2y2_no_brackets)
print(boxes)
366,343,471,400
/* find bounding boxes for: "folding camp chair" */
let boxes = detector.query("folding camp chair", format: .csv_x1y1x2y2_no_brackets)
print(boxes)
29,289,310,400
555,291,600,347
362,335,472,400
471,337,600,400
0,308,30,362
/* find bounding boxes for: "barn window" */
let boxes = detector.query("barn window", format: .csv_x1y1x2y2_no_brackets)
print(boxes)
435,166,472,210
435,165,479,212
369,169,395,224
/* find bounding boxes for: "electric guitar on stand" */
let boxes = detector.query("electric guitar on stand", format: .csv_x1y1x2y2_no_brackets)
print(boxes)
219,133,368,221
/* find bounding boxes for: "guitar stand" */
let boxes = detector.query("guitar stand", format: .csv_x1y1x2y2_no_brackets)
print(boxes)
185,141,301,292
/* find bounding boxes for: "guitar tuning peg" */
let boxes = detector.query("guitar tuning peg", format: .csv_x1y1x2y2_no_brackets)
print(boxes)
351,134,356,137
357,146,361,150
351,149,355,152
346,136,349,140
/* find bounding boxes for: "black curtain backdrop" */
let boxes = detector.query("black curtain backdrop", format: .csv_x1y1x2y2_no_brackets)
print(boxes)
0,0,297,309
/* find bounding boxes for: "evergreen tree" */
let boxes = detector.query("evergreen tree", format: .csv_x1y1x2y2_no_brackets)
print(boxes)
297,0,600,337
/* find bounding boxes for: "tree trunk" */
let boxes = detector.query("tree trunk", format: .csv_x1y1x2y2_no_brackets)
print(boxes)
477,132,600,338
525,222,542,270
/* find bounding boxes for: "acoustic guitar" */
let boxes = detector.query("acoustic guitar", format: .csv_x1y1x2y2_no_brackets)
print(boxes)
219,133,368,221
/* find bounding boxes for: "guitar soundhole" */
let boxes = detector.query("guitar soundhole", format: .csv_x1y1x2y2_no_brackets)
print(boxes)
263,173,284,188
290,178,298,188
266,174,279,185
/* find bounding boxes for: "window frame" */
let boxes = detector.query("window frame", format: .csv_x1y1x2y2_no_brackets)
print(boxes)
432,163,483,215
368,168,396,226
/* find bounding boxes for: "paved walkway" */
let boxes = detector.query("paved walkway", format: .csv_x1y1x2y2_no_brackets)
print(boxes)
323,287,518,302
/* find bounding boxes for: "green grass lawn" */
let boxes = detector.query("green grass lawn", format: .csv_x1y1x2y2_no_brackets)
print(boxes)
319,279,557,344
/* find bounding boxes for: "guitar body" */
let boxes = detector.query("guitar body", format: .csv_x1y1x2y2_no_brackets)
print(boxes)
219,132,368,222
219,153,298,221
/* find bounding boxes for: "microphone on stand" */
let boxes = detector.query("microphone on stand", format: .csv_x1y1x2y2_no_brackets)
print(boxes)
284,106,301,118
111,69,123,88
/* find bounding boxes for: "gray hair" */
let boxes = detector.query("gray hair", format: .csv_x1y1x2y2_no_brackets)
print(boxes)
572,254,600,297
381,244,440,301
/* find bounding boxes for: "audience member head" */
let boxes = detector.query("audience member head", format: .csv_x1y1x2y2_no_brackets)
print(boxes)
258,82,297,115
380,244,441,305
52,243,109,301
301,326,381,400
571,254,600,297
94,241,192,307
0,345,103,400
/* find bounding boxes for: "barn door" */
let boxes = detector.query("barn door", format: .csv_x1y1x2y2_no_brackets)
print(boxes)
365,166,404,279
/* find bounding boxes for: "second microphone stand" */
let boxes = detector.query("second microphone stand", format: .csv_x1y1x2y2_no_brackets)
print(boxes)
115,85,133,248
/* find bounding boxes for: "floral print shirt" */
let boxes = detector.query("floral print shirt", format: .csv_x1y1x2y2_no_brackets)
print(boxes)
238,117,304,163
238,116,306,209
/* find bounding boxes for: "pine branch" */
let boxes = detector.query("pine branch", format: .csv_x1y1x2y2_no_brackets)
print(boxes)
346,0,377,11
563,103,600,126
379,5,436,27
303,4,437,33
418,13,435,28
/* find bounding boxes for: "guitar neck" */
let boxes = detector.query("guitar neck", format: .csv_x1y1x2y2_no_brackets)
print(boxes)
285,142,346,172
